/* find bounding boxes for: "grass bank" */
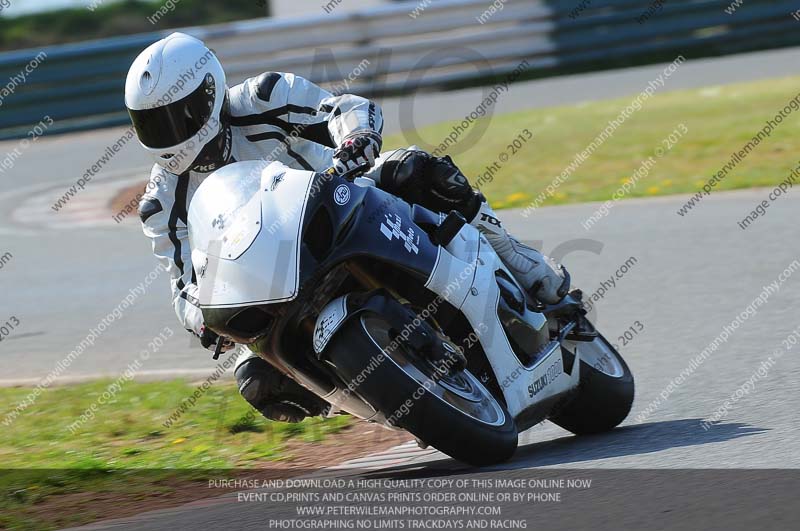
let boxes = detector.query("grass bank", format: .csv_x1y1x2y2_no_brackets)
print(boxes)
0,379,350,529
386,75,800,210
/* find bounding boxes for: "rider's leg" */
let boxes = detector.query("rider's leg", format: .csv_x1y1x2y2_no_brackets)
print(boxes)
368,148,569,305
234,350,328,423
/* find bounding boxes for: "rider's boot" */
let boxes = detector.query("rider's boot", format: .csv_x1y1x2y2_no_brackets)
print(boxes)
234,354,329,423
469,198,569,305
374,148,569,305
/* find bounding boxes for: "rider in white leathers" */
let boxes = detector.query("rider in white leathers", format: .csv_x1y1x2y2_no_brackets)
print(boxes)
126,33,568,423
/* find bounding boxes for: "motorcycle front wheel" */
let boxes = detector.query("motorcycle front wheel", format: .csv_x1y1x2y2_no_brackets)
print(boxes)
550,332,635,434
325,307,518,466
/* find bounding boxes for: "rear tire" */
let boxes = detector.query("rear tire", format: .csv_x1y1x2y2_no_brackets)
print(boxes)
325,309,517,466
550,334,634,434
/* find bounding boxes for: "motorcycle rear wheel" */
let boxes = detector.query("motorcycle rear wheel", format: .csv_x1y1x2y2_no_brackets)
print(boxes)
325,309,518,466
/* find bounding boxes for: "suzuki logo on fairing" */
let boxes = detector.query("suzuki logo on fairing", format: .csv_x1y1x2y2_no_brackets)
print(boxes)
380,214,420,254
528,358,563,397
528,374,548,397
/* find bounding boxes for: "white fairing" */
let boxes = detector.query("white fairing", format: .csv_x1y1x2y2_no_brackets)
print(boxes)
309,218,579,422
426,225,580,420
188,160,314,308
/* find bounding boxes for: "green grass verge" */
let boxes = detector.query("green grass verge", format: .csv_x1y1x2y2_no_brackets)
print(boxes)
0,379,349,529
386,75,800,210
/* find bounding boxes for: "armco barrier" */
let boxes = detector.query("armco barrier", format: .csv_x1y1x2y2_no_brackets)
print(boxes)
0,0,798,140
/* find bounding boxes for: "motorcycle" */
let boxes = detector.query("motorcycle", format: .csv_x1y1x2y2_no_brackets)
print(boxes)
188,159,634,466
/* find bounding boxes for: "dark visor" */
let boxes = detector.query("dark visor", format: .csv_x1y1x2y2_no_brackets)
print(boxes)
129,74,216,149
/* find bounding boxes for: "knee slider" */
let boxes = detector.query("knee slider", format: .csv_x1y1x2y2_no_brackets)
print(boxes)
234,356,280,410
234,356,327,423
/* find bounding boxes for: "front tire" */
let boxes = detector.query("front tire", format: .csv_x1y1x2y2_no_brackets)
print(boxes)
550,333,634,434
325,310,518,466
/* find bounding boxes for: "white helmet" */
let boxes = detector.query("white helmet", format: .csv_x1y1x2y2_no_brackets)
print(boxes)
125,32,231,175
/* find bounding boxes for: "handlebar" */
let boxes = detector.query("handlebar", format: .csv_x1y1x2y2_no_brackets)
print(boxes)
323,162,372,181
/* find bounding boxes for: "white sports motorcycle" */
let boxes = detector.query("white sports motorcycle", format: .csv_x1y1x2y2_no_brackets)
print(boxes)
188,160,634,466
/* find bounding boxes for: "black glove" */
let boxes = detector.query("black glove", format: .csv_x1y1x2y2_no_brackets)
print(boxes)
199,326,234,353
333,130,382,173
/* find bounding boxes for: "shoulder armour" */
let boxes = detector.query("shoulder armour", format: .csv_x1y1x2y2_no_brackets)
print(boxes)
255,72,282,102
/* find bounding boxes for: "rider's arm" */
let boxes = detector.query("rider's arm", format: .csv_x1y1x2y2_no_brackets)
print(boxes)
137,166,204,337
246,72,384,147
318,90,384,147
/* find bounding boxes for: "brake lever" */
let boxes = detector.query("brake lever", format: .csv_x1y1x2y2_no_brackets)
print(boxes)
325,163,372,182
